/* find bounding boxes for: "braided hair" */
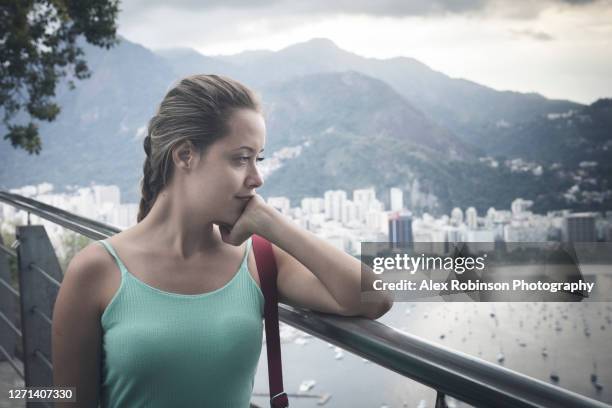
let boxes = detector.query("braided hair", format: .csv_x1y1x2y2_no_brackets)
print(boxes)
136,74,261,223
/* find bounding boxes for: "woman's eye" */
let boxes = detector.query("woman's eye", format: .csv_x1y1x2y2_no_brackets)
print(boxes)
236,156,265,165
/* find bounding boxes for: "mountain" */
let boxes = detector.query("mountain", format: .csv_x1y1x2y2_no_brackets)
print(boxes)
256,71,472,209
490,99,612,165
1,37,609,213
482,99,612,210
163,38,583,147
259,71,474,159
155,47,237,79
253,72,596,213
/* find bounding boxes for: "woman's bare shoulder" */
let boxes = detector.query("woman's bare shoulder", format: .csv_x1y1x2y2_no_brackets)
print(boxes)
69,241,114,273
62,241,120,304
68,228,134,276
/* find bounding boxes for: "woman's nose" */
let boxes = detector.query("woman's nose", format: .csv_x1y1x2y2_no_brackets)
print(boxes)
248,166,264,188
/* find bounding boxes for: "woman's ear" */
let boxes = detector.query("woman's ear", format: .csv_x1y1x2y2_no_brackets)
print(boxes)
172,141,198,171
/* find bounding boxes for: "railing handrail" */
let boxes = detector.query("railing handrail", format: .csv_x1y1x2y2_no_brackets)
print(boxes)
0,190,609,408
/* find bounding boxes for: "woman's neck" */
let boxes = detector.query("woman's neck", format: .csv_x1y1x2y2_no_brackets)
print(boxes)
134,191,224,260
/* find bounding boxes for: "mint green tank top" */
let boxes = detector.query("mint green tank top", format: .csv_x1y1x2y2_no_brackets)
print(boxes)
95,237,264,408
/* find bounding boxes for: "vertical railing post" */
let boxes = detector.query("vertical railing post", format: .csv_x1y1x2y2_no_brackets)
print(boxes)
16,225,63,404
0,233,20,365
435,391,449,408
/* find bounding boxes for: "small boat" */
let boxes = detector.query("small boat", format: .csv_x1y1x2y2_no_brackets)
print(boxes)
294,337,309,346
497,352,505,363
317,393,332,405
298,379,316,393
591,362,598,385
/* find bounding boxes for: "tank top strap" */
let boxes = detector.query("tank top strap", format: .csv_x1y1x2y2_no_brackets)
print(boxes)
95,238,252,279
241,237,252,267
96,240,128,277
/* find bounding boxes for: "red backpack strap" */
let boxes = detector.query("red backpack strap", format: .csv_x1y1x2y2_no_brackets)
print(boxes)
251,234,289,408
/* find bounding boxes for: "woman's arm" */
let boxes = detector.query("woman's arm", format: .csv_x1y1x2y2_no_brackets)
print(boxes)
52,244,105,408
258,206,393,319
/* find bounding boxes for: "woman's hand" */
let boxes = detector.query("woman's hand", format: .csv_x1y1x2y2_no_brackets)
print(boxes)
217,194,279,246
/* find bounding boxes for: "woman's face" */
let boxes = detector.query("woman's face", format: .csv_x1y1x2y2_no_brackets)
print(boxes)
182,108,266,226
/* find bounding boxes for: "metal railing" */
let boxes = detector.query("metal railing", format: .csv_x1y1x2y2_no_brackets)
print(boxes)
0,190,610,408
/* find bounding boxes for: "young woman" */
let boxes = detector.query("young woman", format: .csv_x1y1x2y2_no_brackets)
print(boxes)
52,74,393,407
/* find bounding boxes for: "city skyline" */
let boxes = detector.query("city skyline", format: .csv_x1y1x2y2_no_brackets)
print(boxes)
3,182,610,259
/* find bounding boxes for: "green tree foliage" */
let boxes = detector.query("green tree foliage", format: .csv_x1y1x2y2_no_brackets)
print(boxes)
1,0,120,154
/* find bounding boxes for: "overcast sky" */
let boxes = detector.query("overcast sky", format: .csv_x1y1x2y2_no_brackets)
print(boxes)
117,0,612,104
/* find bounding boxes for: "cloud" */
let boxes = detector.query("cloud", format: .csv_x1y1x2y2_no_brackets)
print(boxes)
120,0,485,17
510,28,555,41
560,0,598,4
119,0,606,19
